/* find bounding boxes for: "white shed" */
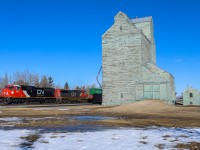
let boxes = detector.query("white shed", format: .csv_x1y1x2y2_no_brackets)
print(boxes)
183,87,200,105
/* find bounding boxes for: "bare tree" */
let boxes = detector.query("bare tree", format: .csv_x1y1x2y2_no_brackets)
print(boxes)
85,85,91,95
54,84,62,89
13,71,28,85
4,73,9,85
73,85,86,91
0,73,11,91
13,70,39,86
74,85,81,90
84,84,98,94
0,77,4,91
0,70,59,89
27,72,39,86
14,79,26,85
40,75,49,88
91,83,97,88
32,74,39,86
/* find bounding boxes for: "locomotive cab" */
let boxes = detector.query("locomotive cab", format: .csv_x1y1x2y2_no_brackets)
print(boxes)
1,84,25,98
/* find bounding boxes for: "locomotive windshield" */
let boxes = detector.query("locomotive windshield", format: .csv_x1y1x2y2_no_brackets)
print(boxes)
8,86,14,90
15,86,21,90
4,85,15,90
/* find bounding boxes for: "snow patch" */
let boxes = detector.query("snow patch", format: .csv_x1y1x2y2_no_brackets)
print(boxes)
0,129,34,150
0,117,22,122
33,108,53,110
0,127,199,150
58,109,69,111
0,117,23,127
32,127,200,150
25,117,56,121
79,109,90,112
0,117,59,127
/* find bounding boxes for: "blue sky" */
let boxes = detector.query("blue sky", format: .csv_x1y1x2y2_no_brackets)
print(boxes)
0,0,199,95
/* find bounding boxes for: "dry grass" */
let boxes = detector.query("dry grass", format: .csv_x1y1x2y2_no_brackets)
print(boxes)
139,141,148,144
94,100,200,127
16,120,79,127
20,134,41,148
1,100,200,128
175,142,200,150
155,144,165,150
0,105,100,117
20,134,41,143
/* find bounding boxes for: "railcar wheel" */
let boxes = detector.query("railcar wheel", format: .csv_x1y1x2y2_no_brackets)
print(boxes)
56,98,61,104
82,100,87,103
4,98,12,105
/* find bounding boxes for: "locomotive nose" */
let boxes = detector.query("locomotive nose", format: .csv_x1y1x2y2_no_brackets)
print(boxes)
3,91,6,95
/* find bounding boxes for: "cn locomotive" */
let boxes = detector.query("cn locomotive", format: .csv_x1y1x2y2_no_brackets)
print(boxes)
0,84,89,104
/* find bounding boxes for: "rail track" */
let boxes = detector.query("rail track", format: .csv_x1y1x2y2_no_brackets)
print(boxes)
0,102,93,108
0,97,90,106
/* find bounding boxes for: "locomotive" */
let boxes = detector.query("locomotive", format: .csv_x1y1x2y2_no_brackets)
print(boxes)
0,84,89,104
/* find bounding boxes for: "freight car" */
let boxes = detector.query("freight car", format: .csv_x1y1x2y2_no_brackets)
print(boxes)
0,84,89,104
89,88,102,104
55,89,88,103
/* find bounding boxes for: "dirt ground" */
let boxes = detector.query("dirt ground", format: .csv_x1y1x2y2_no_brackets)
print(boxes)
0,100,200,128
94,100,200,127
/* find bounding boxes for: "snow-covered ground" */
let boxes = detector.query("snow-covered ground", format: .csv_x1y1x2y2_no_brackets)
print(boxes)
0,127,200,150
0,129,35,150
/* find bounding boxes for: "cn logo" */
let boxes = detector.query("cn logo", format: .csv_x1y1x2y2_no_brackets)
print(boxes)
37,89,44,95
71,92,76,97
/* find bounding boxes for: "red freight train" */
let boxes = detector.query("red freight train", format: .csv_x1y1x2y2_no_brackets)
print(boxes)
0,84,89,104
